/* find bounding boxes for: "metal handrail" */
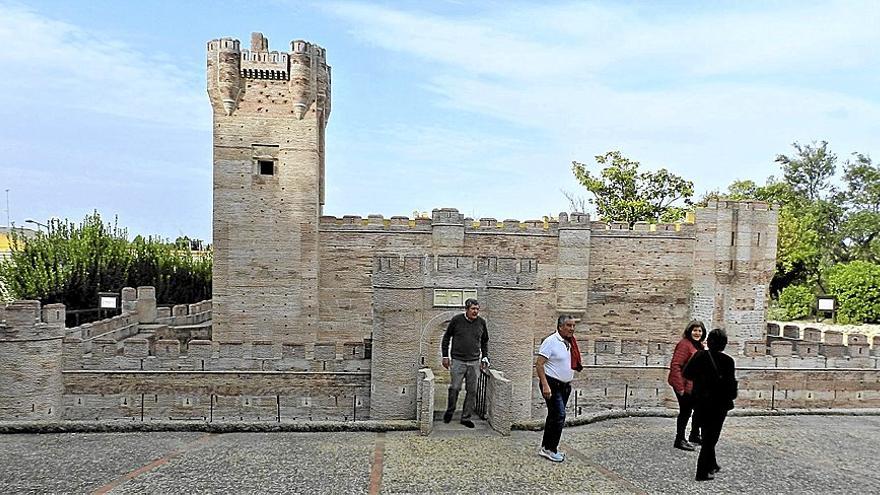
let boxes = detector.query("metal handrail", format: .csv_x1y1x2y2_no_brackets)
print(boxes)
475,366,490,419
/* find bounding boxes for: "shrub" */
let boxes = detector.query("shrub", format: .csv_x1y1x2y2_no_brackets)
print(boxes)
777,284,815,320
0,212,211,316
766,303,788,322
825,261,880,324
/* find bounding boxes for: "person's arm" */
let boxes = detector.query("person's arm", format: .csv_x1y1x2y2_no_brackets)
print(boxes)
535,355,551,399
668,341,687,395
682,350,701,381
441,318,454,369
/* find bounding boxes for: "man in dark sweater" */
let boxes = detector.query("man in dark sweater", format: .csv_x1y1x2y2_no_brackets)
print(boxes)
441,298,489,428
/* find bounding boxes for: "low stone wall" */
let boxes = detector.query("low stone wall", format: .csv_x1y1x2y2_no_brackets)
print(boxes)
530,365,880,420
416,368,435,435
486,369,513,435
62,370,370,422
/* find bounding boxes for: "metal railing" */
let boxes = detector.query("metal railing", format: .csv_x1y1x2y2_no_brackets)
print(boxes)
475,366,490,419
65,307,121,327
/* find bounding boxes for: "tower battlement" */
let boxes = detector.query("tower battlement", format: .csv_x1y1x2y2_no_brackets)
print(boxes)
207,32,331,120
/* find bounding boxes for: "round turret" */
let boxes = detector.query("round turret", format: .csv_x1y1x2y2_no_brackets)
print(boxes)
207,37,243,116
0,301,65,420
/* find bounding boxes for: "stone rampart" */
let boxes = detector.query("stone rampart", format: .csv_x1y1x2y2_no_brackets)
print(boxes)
62,370,369,422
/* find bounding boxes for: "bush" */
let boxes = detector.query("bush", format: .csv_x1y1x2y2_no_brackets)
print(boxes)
766,303,788,322
777,284,815,320
825,261,880,324
0,212,211,313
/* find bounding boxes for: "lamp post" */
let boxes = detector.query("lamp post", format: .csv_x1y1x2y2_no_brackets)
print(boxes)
24,219,48,232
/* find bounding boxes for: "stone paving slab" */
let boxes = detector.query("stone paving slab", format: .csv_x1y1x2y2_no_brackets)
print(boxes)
0,432,205,494
114,432,375,494
565,415,880,494
0,415,878,494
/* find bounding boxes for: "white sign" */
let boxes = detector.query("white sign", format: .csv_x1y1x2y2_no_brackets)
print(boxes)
100,296,117,309
817,298,835,311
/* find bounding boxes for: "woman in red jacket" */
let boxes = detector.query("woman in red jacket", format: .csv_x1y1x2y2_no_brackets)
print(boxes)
667,320,706,451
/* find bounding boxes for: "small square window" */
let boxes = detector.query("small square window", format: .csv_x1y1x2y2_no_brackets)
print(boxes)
258,160,274,175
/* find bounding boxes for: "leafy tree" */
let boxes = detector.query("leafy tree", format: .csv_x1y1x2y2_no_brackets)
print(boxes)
571,151,694,225
775,140,837,202
836,153,880,263
0,212,211,322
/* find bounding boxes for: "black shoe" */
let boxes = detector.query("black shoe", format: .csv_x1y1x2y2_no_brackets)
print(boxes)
695,472,715,481
688,433,702,445
443,412,453,423
674,439,695,451
460,419,475,428
710,465,721,474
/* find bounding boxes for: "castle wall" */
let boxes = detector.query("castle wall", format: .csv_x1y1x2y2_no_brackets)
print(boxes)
62,371,369,422
693,201,778,342
584,225,696,343
318,224,433,343
0,301,65,420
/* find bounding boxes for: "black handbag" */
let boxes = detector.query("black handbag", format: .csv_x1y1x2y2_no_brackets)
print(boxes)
708,351,738,402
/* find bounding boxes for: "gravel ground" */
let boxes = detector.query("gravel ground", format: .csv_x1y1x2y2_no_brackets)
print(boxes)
0,415,877,494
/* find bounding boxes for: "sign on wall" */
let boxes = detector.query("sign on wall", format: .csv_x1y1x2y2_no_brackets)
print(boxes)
433,289,478,307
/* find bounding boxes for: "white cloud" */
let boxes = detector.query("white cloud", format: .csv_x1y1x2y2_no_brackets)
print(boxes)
322,0,880,200
0,2,208,129
326,1,880,78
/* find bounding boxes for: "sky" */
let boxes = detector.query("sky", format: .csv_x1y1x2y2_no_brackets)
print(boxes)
0,0,878,241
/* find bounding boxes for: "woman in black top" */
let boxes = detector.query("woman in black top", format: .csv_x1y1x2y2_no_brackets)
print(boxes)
683,328,737,481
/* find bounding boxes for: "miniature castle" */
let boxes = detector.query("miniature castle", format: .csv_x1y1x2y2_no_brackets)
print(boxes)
2,33,878,432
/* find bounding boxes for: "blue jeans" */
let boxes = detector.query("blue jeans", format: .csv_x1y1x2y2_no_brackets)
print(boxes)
541,376,572,453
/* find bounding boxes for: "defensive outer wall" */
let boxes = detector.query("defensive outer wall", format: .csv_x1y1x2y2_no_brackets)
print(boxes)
2,33,880,433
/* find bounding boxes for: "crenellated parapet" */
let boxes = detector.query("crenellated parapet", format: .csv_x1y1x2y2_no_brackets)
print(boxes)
372,255,538,290
319,209,699,238
207,32,330,120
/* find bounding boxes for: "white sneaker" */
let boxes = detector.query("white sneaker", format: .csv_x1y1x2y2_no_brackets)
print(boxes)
538,447,565,462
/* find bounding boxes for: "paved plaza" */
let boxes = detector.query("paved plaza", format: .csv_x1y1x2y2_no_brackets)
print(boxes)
0,415,877,494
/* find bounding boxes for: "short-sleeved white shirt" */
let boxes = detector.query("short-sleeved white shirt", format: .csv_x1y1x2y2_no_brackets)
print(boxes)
538,331,574,383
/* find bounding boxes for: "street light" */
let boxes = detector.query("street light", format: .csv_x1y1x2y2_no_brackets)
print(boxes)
24,219,48,232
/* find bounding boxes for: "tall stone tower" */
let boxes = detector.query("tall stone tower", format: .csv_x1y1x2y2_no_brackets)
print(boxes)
692,200,778,343
207,33,330,344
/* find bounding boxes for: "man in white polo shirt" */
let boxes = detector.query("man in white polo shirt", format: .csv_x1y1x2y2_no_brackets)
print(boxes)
535,315,581,462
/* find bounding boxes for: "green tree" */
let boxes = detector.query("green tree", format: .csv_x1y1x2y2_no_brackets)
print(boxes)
775,140,837,202
0,212,211,319
836,153,880,263
571,151,694,225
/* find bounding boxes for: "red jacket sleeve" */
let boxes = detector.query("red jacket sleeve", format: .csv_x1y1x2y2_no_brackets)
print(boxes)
667,340,694,394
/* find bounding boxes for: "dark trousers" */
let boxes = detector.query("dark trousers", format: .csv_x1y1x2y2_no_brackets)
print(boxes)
541,376,572,453
696,406,727,476
674,391,701,440
445,359,479,420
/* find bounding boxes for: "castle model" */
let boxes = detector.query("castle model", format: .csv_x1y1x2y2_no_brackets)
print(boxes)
2,33,876,432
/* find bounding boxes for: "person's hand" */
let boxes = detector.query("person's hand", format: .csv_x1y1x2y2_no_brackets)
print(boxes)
480,358,489,371
541,383,552,399
442,357,450,369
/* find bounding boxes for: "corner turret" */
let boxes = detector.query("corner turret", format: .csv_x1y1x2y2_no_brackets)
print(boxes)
207,37,243,116
0,301,65,420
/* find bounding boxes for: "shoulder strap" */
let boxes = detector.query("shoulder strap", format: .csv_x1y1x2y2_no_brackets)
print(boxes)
707,351,721,377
